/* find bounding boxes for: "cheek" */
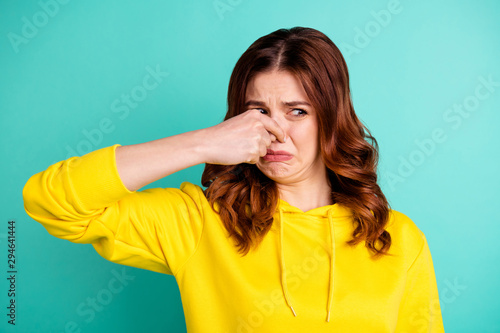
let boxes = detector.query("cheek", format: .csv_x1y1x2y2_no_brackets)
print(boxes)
288,124,319,151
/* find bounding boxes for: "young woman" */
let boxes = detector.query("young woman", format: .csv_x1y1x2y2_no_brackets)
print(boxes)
23,27,445,332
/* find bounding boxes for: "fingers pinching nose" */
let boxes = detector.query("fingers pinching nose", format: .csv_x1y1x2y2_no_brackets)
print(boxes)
279,133,287,143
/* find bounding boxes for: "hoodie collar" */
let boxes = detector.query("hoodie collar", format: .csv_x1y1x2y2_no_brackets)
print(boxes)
276,199,351,322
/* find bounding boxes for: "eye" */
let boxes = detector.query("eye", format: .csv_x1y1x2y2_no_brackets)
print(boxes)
290,109,308,116
255,108,268,115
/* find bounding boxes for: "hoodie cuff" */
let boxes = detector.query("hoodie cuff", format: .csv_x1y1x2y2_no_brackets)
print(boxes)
68,144,134,210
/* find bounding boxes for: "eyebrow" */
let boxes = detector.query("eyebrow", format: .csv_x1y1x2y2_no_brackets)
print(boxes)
244,100,311,107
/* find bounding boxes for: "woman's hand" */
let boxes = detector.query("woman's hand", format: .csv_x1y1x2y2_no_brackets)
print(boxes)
199,109,286,165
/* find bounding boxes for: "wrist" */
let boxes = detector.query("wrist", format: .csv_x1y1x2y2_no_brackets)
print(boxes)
191,127,213,165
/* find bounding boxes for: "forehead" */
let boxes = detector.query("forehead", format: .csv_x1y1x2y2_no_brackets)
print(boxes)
245,70,310,102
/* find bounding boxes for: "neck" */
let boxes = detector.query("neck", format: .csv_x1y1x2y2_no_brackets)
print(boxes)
276,175,333,212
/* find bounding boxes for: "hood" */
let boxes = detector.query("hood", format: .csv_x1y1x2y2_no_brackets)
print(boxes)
275,199,352,322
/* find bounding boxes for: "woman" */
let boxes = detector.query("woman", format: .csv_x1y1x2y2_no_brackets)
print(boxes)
23,27,444,332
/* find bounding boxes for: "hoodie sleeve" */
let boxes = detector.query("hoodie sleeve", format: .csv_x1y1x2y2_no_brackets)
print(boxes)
395,232,445,332
22,144,205,276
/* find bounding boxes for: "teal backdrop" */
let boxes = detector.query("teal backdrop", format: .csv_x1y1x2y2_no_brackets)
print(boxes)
1,0,499,332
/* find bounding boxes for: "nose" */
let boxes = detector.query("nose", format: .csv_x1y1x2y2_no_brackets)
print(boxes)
269,111,288,143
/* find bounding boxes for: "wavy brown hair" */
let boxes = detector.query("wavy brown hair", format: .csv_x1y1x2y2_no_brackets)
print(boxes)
202,27,392,258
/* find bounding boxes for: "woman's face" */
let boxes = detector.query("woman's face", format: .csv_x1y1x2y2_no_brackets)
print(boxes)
245,70,327,186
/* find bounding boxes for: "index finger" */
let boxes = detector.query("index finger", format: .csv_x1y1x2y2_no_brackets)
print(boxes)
258,114,286,143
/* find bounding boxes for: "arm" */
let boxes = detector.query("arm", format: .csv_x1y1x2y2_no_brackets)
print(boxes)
22,110,285,274
22,144,208,275
116,109,286,191
115,129,208,192
395,234,445,332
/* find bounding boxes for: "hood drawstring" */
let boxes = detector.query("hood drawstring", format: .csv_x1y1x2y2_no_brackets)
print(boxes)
326,209,335,322
277,205,336,322
279,209,297,316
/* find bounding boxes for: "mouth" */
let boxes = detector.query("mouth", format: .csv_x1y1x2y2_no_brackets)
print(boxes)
262,149,293,162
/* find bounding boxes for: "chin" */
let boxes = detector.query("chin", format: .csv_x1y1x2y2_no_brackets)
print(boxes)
257,163,292,181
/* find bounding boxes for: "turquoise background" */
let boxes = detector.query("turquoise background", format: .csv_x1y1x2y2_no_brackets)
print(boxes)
1,0,499,332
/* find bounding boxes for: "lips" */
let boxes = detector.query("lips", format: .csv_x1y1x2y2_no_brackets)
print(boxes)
263,149,293,162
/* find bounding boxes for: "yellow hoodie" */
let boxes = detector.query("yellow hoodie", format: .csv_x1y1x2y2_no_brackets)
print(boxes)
23,144,445,332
